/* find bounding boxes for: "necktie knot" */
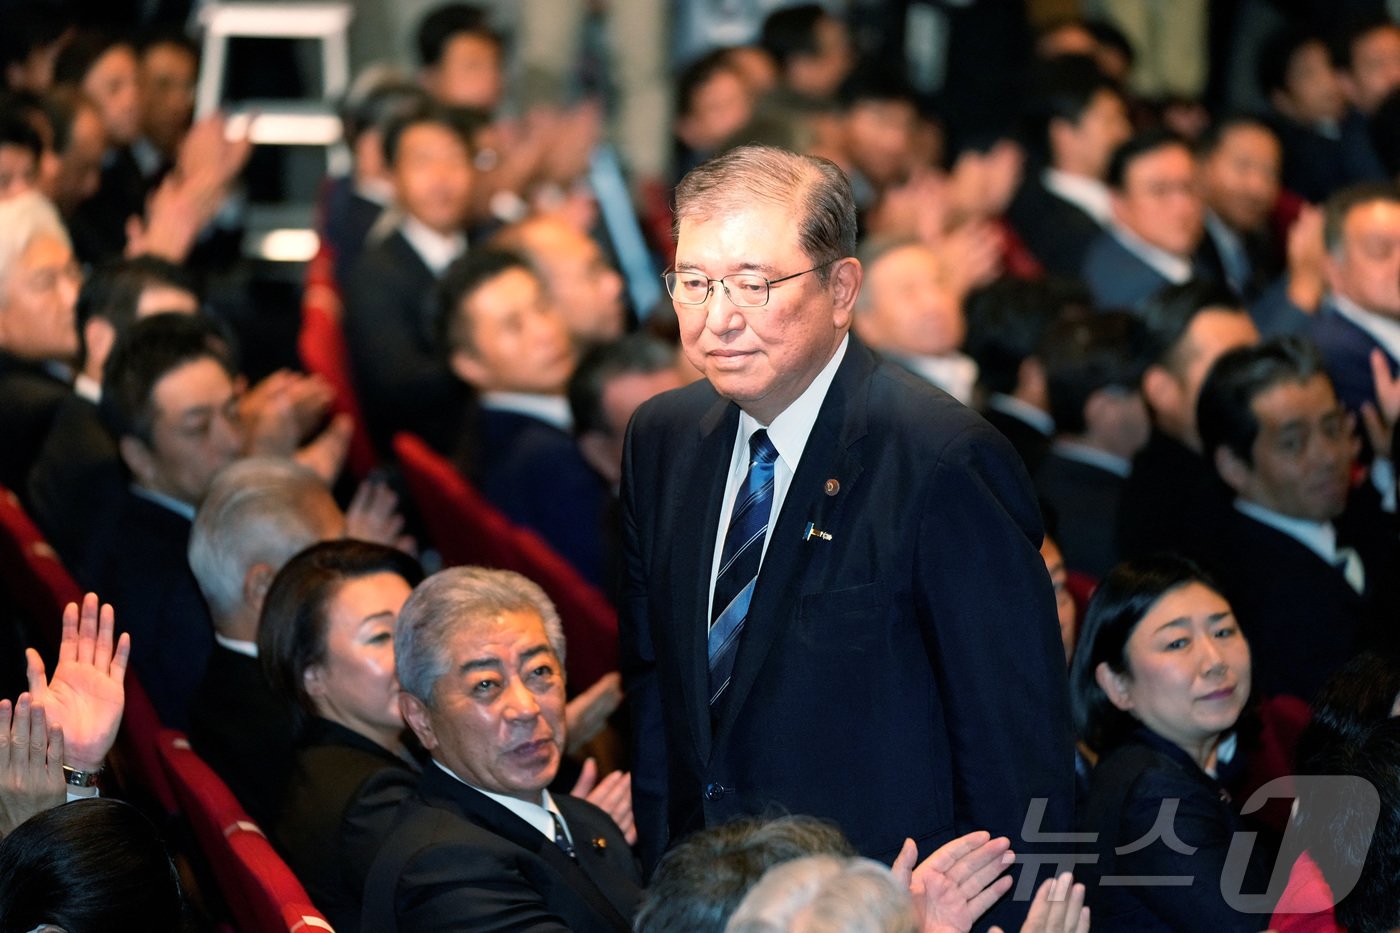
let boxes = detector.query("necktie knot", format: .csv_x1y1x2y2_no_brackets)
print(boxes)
750,430,778,467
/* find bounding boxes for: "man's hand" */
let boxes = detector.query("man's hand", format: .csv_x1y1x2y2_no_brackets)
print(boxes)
568,757,636,845
992,872,1088,933
243,371,336,457
294,413,353,484
1285,205,1326,314
27,594,129,774
892,831,1015,933
1361,347,1400,458
0,693,66,836
345,478,416,554
564,672,623,753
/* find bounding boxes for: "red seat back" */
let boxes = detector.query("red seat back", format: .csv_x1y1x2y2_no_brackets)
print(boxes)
0,486,77,656
393,433,619,690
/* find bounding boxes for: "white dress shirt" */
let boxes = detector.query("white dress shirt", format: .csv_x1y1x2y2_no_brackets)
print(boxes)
432,760,572,844
479,392,573,431
399,215,467,276
1234,499,1365,593
1107,222,1194,285
1042,168,1113,227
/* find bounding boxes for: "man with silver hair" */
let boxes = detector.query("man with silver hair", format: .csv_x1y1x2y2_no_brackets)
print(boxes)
0,189,80,492
362,566,642,932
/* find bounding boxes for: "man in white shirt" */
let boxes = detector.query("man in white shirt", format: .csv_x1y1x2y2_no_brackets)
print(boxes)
1196,337,1400,700
364,566,641,933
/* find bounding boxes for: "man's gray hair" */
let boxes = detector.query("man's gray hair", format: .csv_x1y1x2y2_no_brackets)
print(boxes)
395,566,565,703
852,235,926,311
725,855,918,933
188,457,339,626
0,191,71,293
674,145,857,286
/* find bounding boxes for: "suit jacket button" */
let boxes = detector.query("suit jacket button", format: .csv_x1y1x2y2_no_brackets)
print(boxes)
704,782,724,801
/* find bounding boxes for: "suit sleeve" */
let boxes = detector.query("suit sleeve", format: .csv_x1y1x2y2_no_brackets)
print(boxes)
385,840,574,933
916,420,1076,928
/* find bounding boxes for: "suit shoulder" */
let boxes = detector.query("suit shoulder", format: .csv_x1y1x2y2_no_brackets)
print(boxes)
865,361,1014,458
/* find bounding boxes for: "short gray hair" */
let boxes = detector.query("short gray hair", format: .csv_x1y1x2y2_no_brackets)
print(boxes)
0,190,70,293
395,567,565,703
725,856,918,933
188,458,339,626
674,145,857,286
852,235,925,311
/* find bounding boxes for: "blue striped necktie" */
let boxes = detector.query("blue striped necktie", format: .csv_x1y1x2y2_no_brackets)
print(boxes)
709,429,779,706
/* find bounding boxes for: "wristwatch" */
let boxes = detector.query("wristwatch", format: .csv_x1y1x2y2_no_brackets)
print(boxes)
62,765,102,788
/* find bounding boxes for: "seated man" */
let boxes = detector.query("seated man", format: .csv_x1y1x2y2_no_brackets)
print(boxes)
439,249,607,587
363,566,642,932
91,313,242,728
1195,337,1400,700
853,236,977,406
1118,281,1258,560
343,101,475,456
1034,311,1149,579
1080,129,1207,312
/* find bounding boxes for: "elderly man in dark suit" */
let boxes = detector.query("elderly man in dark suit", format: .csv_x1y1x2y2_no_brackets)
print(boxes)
363,566,641,933
621,145,1072,928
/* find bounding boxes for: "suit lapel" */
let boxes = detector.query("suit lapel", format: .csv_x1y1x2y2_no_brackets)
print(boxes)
712,342,873,745
419,767,632,931
672,397,738,765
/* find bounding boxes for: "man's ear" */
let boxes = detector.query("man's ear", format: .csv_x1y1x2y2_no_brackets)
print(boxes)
1141,365,1180,418
830,257,862,330
1095,661,1134,713
83,317,116,377
117,435,158,486
1214,444,1251,495
449,347,489,389
400,691,439,751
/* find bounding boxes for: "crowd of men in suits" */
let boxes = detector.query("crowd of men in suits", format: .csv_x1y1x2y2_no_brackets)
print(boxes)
3,1,1400,931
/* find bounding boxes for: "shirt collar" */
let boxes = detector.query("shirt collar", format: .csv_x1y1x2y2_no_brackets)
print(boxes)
399,215,466,276
130,484,197,521
74,373,102,403
1329,293,1400,365
1107,222,1194,284
989,393,1055,436
480,392,573,431
1234,499,1339,563
432,759,568,842
1052,439,1132,478
213,633,258,658
738,334,849,472
1042,168,1113,226
889,351,978,406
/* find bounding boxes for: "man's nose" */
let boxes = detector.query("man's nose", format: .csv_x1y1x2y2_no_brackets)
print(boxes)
502,677,541,719
704,283,744,333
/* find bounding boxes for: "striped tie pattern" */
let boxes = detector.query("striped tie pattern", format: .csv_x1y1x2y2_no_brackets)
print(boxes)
709,430,779,706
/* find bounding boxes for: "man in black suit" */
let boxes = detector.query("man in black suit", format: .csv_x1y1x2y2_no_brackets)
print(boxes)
1118,282,1258,560
1006,56,1131,279
1195,338,1400,701
1080,130,1207,312
621,146,1072,927
1195,118,1286,307
364,566,642,932
439,249,608,588
342,103,475,456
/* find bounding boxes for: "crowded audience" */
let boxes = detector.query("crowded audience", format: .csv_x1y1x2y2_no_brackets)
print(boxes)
3,2,1400,931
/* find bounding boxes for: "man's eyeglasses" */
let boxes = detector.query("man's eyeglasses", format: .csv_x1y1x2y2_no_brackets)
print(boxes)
662,258,838,308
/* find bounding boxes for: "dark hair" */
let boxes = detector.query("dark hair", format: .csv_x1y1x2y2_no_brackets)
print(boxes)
341,76,429,147
0,2,71,74
634,815,855,933
1024,55,1125,163
381,100,477,167
98,312,233,445
834,64,917,113
52,31,131,89
1069,554,1224,753
1370,89,1400,176
258,539,425,728
1257,27,1325,97
1195,336,1330,467
435,249,536,358
414,3,500,69
1195,115,1276,161
1106,128,1191,191
1329,13,1400,74
963,276,1089,395
568,334,676,437
1323,182,1400,254
1137,280,1246,376
1083,17,1135,68
40,85,94,156
134,26,198,62
0,797,182,933
676,48,744,120
0,106,42,161
760,4,829,70
1039,310,1147,435
76,255,199,368
1297,651,1400,772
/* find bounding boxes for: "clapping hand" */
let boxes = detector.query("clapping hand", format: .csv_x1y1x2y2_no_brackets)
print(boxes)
0,693,65,836
569,757,636,845
892,831,1015,933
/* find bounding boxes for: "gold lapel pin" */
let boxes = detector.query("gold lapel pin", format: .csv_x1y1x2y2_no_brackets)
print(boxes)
824,478,840,496
591,837,607,853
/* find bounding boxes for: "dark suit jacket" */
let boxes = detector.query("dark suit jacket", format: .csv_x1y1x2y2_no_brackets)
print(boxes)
275,718,418,933
1117,430,1233,562
68,147,148,263
188,644,297,829
982,400,1052,478
1310,299,1397,418
1266,109,1387,204
1079,729,1275,932
1189,498,1400,701
1034,448,1126,580
1005,174,1104,280
320,175,385,286
361,764,642,933
1080,230,1177,312
468,408,609,588
342,230,467,456
88,489,212,729
621,337,1073,924
25,391,124,581
0,351,69,496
